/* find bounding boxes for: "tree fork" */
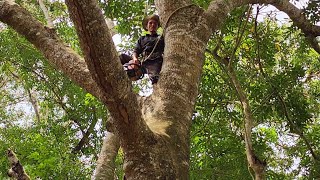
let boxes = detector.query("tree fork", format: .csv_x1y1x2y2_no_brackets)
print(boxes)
7,149,30,180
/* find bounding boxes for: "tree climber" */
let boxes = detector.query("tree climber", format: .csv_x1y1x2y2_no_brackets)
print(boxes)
120,14,164,84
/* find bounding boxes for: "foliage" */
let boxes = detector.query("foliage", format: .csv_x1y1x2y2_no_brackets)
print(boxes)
0,123,92,179
304,1,320,24
191,5,320,179
0,3,107,178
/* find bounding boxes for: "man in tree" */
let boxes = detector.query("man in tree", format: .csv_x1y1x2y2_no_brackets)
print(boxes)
120,14,164,84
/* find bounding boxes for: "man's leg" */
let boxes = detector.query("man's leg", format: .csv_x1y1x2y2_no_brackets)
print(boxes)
119,54,132,65
143,59,163,84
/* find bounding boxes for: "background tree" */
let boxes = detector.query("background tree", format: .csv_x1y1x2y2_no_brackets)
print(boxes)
0,0,319,179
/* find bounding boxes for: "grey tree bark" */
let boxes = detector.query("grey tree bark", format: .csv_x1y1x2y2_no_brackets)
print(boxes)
1,0,319,179
7,149,30,180
94,132,120,180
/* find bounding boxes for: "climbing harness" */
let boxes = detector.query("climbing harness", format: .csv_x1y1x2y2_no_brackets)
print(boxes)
142,35,163,62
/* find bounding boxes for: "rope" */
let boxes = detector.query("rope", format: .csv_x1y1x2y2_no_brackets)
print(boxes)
142,35,162,62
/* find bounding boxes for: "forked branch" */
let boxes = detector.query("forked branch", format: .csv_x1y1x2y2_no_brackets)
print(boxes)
7,149,30,180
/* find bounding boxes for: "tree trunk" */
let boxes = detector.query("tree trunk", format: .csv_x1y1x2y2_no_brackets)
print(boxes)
94,132,120,180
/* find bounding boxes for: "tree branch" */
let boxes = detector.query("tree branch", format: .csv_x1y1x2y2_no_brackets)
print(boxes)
277,94,319,161
306,35,320,54
7,149,30,180
229,5,252,67
252,13,319,161
94,132,120,180
265,0,320,35
65,0,131,102
37,0,53,28
207,34,267,179
6,57,90,134
0,0,105,102
205,0,320,53
72,106,99,153
3,63,41,122
65,0,156,149
26,88,41,122
224,58,266,180
265,0,320,54
0,0,153,145
155,0,192,28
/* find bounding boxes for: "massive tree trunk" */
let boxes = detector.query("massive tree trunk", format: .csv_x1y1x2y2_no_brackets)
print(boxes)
0,0,319,179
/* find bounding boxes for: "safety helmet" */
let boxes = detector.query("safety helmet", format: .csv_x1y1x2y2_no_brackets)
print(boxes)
123,60,145,81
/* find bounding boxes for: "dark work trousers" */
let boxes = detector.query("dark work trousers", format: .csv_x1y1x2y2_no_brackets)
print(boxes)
142,59,162,84
119,54,163,84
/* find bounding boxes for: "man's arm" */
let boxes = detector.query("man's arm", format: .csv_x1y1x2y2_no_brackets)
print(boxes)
132,52,139,61
132,37,143,61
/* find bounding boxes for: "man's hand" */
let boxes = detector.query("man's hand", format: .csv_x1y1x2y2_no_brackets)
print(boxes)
131,59,140,64
132,53,139,62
